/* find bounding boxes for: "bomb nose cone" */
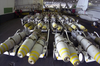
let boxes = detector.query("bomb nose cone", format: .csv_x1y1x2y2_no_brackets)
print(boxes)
74,61,80,66
17,53,23,58
64,57,70,62
28,59,35,64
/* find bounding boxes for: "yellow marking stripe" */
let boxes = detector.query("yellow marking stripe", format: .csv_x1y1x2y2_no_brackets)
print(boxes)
70,53,77,56
97,56,100,62
1,45,5,51
20,47,27,54
59,48,69,53
72,59,79,65
0,48,3,53
24,24,29,27
70,56,78,61
29,57,36,62
38,23,42,27
72,19,75,21
43,26,46,29
18,51,25,57
53,24,57,28
30,54,38,60
94,52,100,59
86,59,88,62
60,51,70,56
80,26,85,29
21,45,29,52
31,51,39,56
28,26,33,29
72,25,76,29
42,54,44,56
3,43,8,50
56,57,58,59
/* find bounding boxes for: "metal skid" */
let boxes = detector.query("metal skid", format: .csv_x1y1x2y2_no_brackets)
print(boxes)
78,45,95,63
53,42,62,60
38,29,50,58
26,29,50,58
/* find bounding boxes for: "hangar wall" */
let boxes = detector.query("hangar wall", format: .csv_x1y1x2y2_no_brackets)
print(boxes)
16,0,43,11
0,0,15,24
0,0,14,15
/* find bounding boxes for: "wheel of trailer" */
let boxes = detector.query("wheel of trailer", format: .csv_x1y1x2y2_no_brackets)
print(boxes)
53,53,57,60
93,22,97,26
93,21,99,27
79,52,85,63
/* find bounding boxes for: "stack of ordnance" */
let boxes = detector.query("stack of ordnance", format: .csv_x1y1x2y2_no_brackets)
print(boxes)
51,15,63,32
0,30,27,55
0,13,100,66
53,33,80,66
17,29,48,64
56,15,100,65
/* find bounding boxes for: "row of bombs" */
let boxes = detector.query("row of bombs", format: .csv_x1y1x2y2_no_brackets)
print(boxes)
21,14,83,66
28,14,100,65
17,29,48,64
57,14,100,47
22,12,58,24
24,21,49,30
0,14,50,64
21,14,50,31
1,13,100,65
53,33,80,66
42,12,58,16
53,15,100,65
0,30,27,54
50,15,63,32
60,14,100,51
51,15,85,66
53,30,100,66
0,29,49,65
22,13,64,32
50,14,87,32
51,14,88,32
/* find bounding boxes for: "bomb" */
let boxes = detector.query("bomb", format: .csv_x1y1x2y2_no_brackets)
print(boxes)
67,23,77,30
24,22,34,28
28,33,47,64
0,31,26,54
52,22,57,29
63,15,69,21
65,24,73,32
55,34,70,62
88,32,100,46
57,25,63,31
75,23,88,32
42,24,48,30
17,29,41,58
71,31,100,64
37,21,44,29
69,46,80,66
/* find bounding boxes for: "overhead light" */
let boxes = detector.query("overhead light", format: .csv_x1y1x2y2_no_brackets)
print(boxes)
95,1,97,3
90,1,92,3
89,3,92,5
